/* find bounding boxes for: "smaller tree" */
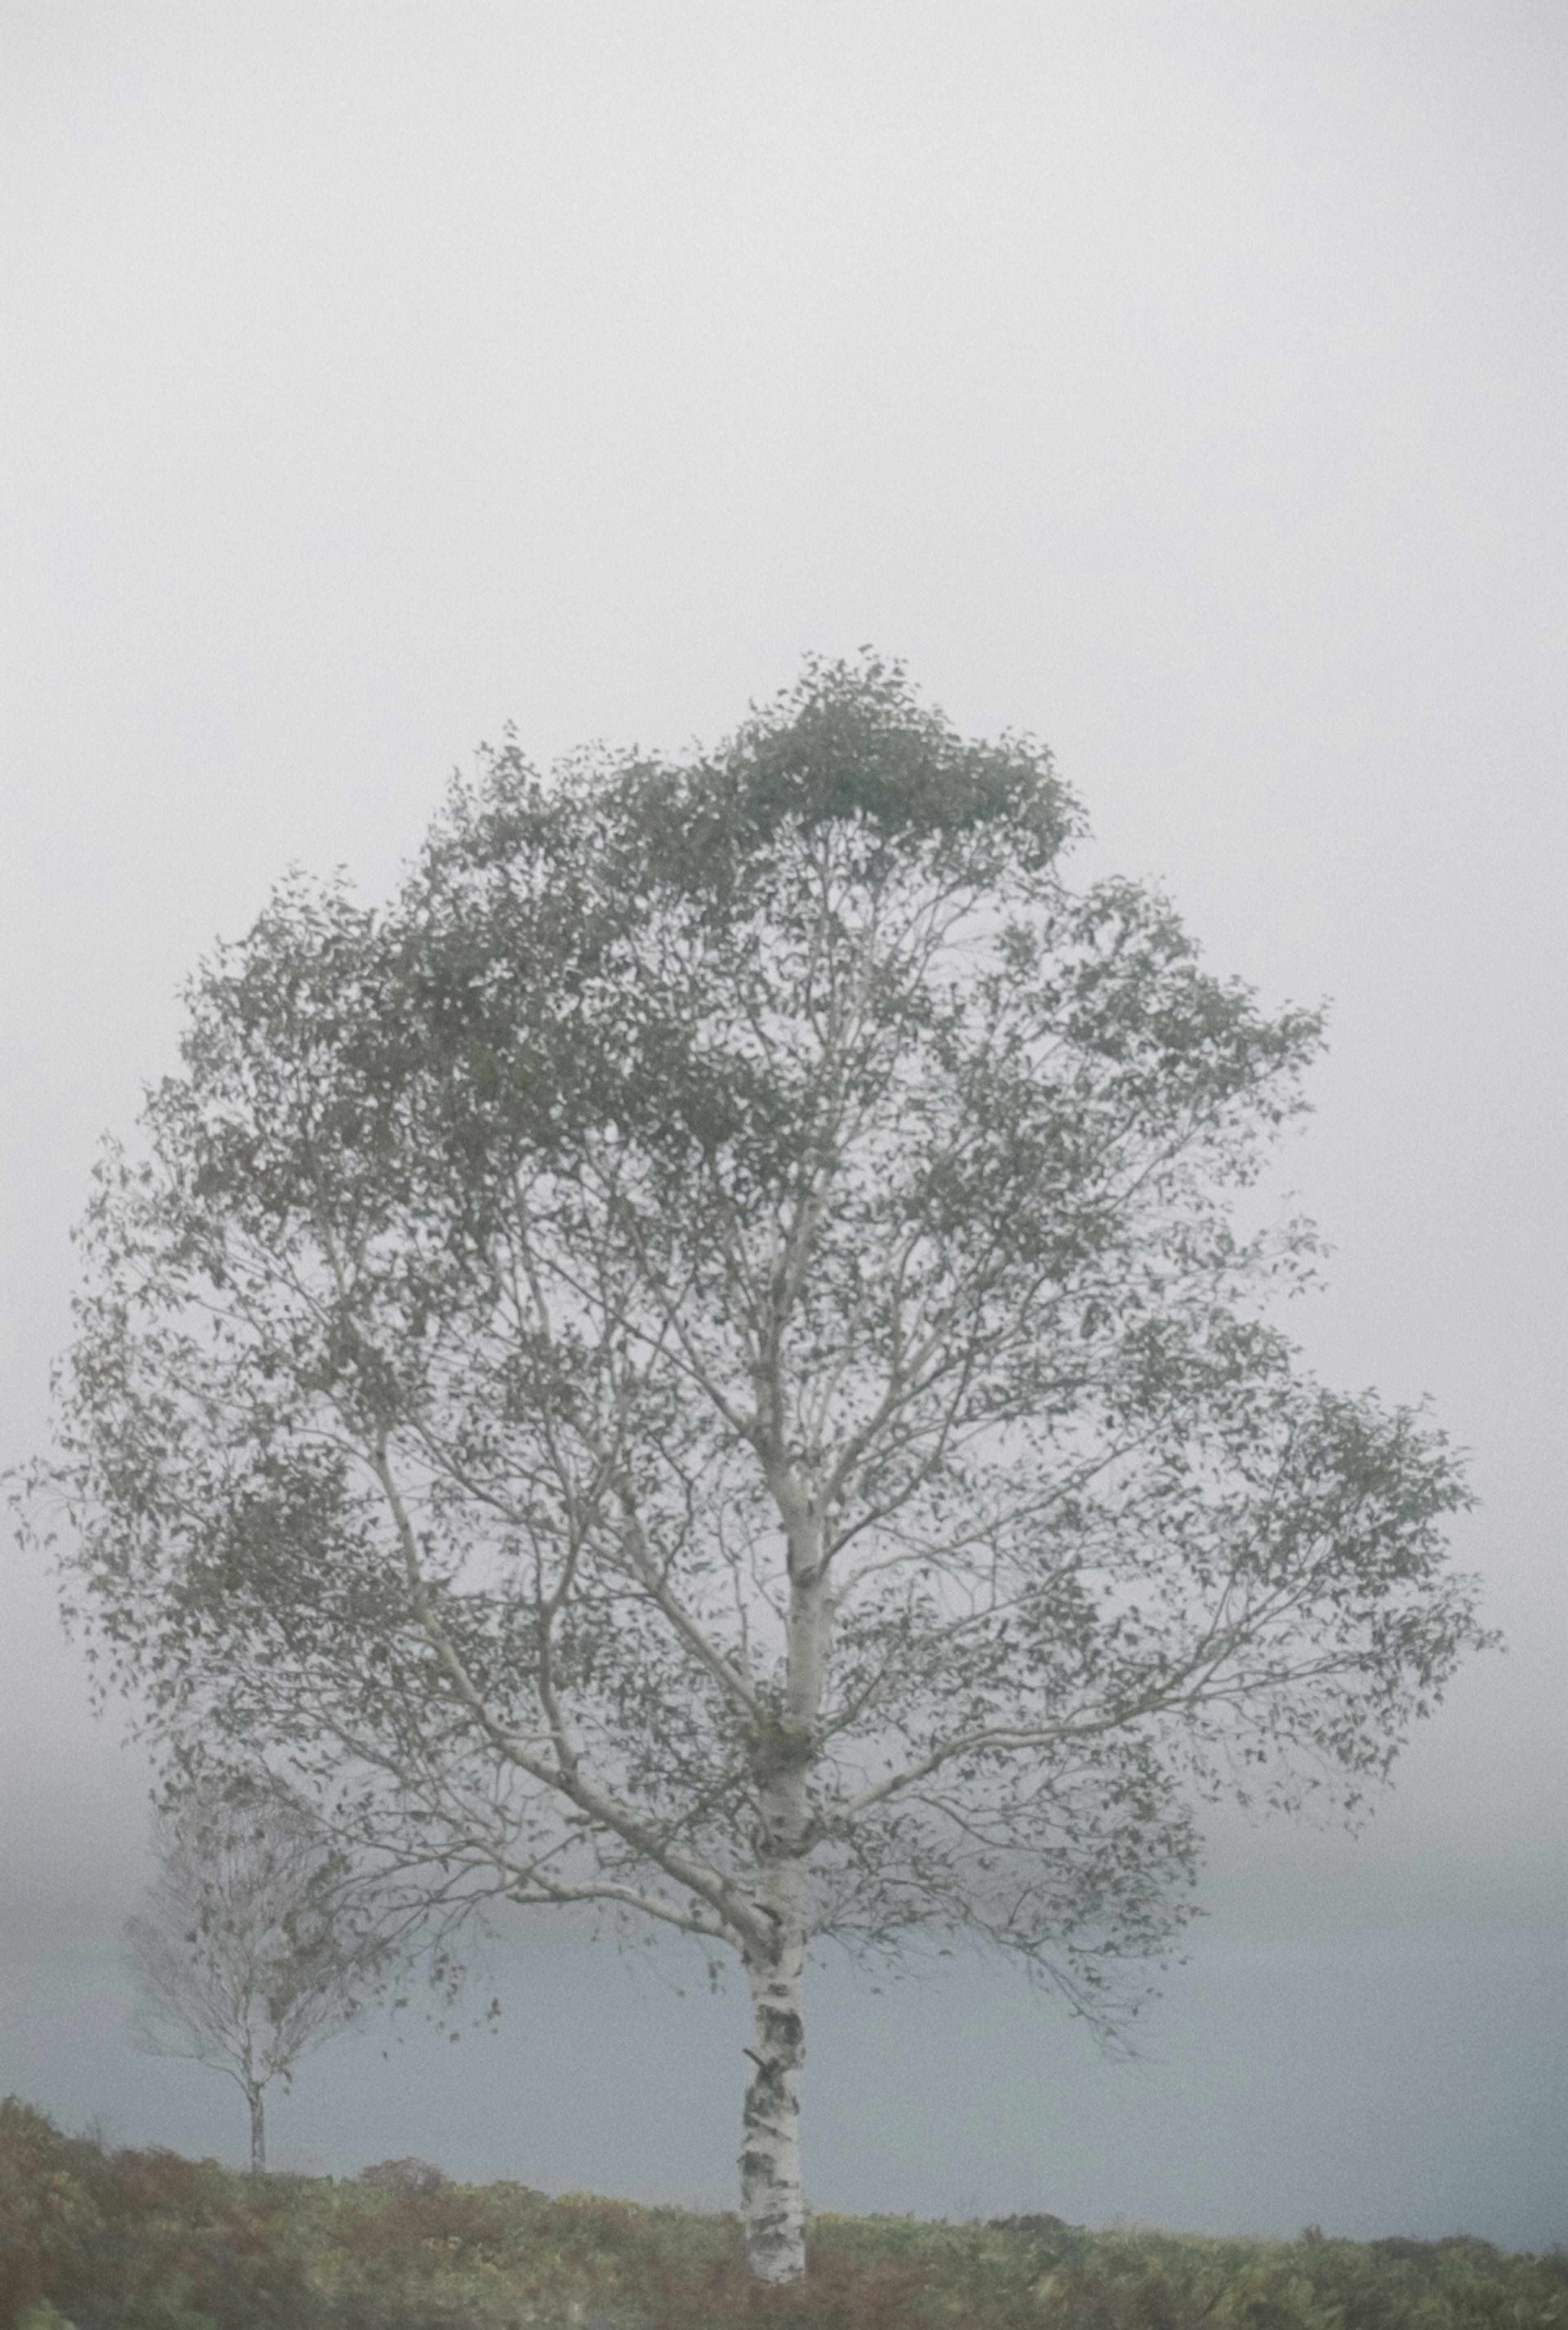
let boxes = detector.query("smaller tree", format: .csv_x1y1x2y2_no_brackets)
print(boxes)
125,1781,389,2172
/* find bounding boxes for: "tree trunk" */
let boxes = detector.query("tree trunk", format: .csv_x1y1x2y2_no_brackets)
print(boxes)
247,2081,266,2174
737,1472,828,2283
739,1915,807,2283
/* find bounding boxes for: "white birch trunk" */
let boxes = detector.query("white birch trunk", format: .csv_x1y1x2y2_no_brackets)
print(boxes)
739,1906,807,2283
737,1475,829,2283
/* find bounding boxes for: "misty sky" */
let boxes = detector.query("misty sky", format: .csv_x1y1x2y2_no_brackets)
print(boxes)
2,0,1564,2252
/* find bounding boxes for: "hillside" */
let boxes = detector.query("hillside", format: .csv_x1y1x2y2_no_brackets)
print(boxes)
3,2097,1562,2330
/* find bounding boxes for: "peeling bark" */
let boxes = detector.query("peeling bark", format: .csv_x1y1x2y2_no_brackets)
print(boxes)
247,2081,266,2175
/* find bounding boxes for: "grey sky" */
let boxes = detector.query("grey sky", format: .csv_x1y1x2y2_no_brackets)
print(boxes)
2,0,1564,2249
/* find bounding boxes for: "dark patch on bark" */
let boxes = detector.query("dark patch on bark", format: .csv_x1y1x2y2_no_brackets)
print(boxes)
756,2004,803,2052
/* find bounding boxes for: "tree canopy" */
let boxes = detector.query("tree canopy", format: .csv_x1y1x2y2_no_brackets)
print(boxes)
29,657,1485,2280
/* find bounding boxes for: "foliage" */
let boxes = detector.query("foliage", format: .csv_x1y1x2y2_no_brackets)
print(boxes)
1,2103,1564,2330
0,2098,317,2330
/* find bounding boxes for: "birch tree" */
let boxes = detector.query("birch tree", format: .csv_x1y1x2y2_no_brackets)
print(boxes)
31,658,1485,2281
125,1782,389,2172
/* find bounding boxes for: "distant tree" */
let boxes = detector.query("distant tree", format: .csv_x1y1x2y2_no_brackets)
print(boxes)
31,657,1488,2279
125,1782,387,2172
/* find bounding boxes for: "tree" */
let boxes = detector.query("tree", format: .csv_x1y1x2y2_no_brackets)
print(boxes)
29,657,1486,2280
125,1781,388,2172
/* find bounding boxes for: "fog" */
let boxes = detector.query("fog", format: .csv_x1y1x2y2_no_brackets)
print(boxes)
2,1,1564,2249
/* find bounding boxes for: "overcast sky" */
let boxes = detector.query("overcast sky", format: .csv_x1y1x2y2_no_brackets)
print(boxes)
2,0,1564,2251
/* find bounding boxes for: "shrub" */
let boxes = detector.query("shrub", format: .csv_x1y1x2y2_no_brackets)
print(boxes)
356,2161,448,2196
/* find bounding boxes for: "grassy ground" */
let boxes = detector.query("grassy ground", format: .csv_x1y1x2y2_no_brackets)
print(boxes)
3,2096,1563,2330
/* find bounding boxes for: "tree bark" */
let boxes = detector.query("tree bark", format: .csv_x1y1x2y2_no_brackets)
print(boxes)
247,2081,266,2174
735,1477,829,2283
739,1909,807,2283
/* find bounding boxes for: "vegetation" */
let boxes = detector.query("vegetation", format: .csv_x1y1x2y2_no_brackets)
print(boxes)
2,2099,1562,2330
25,657,1487,2279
